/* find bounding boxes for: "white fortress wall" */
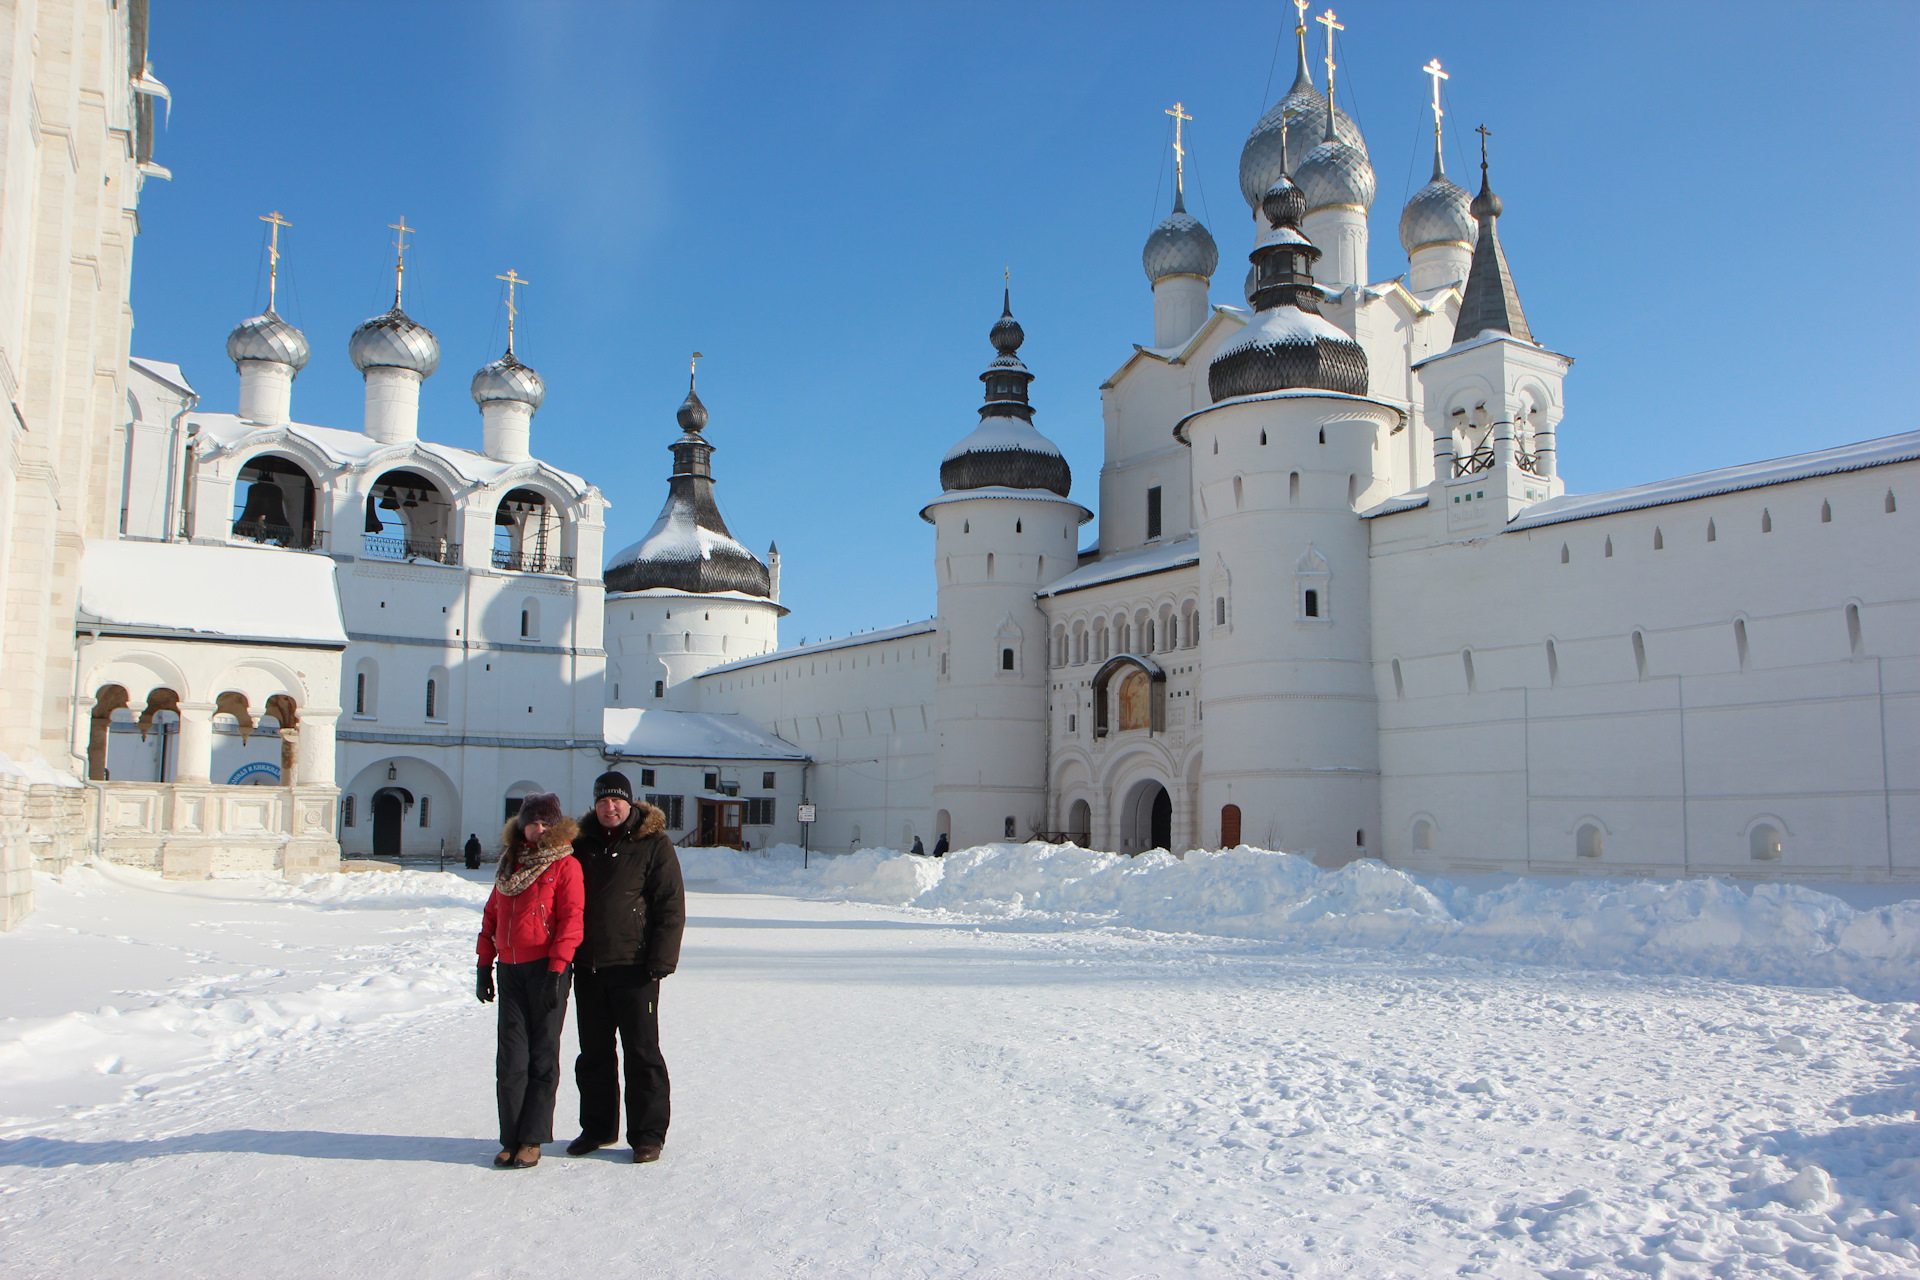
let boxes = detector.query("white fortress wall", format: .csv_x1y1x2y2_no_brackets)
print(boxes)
696,623,937,852
1367,456,1920,881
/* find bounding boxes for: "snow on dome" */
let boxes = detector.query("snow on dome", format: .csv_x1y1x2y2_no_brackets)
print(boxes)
1210,305,1369,400
941,416,1064,465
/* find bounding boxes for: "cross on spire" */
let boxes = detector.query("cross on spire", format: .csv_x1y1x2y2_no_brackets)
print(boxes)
1317,9,1344,106
495,268,528,354
1423,59,1450,175
689,351,702,391
1165,101,1192,194
388,216,415,307
1475,123,1492,173
259,210,290,313
1294,0,1309,32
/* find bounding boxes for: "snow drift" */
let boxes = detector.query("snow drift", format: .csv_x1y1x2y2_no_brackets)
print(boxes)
682,842,1920,1001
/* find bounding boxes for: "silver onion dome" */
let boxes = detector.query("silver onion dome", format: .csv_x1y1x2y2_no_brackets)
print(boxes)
348,306,441,376
470,351,545,409
1142,192,1219,283
1399,171,1476,254
226,311,311,372
1295,134,1376,213
1239,89,1367,208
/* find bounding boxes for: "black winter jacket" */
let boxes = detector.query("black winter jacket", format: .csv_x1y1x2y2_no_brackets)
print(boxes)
571,802,686,976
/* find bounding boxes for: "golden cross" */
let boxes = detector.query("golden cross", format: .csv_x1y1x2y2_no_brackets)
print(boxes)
1423,59,1448,130
1165,101,1192,193
495,268,528,353
1317,10,1344,105
388,216,415,306
259,210,290,313
1293,0,1309,33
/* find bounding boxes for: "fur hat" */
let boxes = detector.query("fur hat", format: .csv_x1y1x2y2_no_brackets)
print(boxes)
593,771,634,803
518,792,563,827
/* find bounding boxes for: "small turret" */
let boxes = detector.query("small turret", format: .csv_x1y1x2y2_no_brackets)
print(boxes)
350,219,439,444
938,290,1072,496
471,269,545,462
228,212,308,425
1142,102,1218,348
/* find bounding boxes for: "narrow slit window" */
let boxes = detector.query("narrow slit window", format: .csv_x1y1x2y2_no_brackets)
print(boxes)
1632,630,1647,680
1886,489,1897,514
1604,537,1613,558
1559,543,1569,564
1146,486,1162,540
1653,528,1664,550
1761,509,1772,533
424,679,436,719
1391,658,1404,699
1289,472,1300,504
1707,519,1716,542
1546,639,1559,685
1846,603,1863,656
1001,647,1015,671
1734,619,1750,670
1303,589,1319,618
1462,649,1476,692
1821,500,1832,523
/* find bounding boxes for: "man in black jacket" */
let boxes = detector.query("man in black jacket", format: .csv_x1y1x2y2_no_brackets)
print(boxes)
565,770,686,1163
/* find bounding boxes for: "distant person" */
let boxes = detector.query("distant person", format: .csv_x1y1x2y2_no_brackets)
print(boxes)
932,833,948,857
567,771,685,1165
463,832,483,870
476,792,581,1170
910,836,926,857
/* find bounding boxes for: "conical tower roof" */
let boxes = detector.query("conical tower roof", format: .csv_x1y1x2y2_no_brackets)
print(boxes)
1451,147,1532,345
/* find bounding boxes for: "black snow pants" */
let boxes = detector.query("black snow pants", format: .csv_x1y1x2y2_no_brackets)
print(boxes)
495,959,571,1148
573,966,670,1148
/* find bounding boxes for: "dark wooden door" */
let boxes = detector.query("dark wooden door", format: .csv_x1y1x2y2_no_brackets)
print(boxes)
1220,804,1241,848
373,793,403,859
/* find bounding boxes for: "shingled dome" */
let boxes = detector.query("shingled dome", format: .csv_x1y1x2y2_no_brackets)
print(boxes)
938,291,1072,497
348,306,440,377
604,380,771,598
1142,190,1219,283
227,311,311,372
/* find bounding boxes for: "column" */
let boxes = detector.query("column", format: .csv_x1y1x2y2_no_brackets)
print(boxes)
174,702,216,783
295,714,337,787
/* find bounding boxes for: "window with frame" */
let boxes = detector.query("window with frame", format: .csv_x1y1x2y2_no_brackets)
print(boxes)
640,768,656,787
745,797,776,825
355,673,366,716
424,678,437,719
1001,647,1015,671
1146,486,1163,540
704,772,719,791
762,771,777,789
419,796,431,827
646,794,685,829
654,680,665,699
342,795,355,828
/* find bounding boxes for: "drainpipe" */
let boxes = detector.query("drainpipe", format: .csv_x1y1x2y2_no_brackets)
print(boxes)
164,393,200,541
81,779,107,865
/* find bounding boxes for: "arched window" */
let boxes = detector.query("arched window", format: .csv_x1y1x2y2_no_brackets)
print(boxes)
1412,818,1433,853
1233,476,1243,509
1749,823,1783,860
354,659,380,718
424,678,437,720
1289,472,1300,504
1003,816,1016,839
1846,604,1863,656
1886,489,1897,514
1577,824,1603,858
986,552,995,579
419,795,432,828
1220,804,1242,848
1215,597,1226,626
425,665,449,721
1002,647,1015,671
520,597,541,641
232,454,321,550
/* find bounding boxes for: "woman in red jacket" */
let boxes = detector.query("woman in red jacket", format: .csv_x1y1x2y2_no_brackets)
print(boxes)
476,792,583,1169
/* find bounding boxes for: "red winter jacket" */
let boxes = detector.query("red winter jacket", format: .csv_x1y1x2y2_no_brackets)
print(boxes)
478,817,584,973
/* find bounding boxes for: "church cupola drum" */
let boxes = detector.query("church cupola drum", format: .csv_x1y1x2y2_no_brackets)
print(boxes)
1143,102,1218,349
228,211,309,426
349,217,440,444
938,291,1072,497
604,363,771,598
471,269,546,462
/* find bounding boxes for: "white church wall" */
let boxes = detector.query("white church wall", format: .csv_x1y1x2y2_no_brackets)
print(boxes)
1369,460,1919,881
604,589,782,709
698,626,936,853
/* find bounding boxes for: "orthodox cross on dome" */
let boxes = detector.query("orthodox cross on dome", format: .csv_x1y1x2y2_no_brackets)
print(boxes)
1294,0,1309,34
689,350,702,390
1316,9,1344,106
388,216,415,307
495,268,528,354
1423,58,1449,172
259,210,290,313
1475,123,1492,174
1165,101,1192,195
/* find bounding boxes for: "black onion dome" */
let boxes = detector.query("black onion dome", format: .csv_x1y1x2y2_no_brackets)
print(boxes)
1208,176,1369,402
604,379,771,598
938,290,1072,497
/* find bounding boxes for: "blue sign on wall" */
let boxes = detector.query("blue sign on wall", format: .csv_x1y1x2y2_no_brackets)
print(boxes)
228,761,281,785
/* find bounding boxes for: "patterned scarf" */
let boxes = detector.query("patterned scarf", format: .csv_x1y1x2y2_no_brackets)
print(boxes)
495,823,574,897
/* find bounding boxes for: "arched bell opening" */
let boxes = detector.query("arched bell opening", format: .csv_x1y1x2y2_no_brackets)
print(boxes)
231,453,321,550
364,469,456,565
492,487,572,575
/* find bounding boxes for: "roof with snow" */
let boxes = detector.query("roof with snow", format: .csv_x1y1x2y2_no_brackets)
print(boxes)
129,357,195,396
602,707,808,762
919,485,1093,524
186,414,592,496
699,619,939,677
1038,534,1200,598
78,539,347,646
1508,431,1920,531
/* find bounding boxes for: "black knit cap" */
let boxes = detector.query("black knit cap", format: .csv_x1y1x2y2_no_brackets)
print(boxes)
593,771,633,803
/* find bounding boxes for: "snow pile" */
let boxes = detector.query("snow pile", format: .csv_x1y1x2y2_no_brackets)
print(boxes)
687,842,1920,1000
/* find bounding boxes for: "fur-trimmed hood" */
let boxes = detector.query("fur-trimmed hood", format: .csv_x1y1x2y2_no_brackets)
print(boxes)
500,813,580,856
576,800,666,842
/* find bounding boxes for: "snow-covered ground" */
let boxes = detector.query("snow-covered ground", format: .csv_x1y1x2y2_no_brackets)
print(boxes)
1,847,1917,1278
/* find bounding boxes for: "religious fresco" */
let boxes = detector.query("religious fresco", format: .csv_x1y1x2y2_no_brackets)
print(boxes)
1118,670,1151,732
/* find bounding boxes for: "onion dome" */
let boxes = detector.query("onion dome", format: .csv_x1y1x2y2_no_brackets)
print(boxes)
1142,189,1219,283
1451,151,1532,345
1238,25,1367,208
226,310,311,372
348,306,441,377
604,376,771,598
1209,175,1369,402
470,351,546,409
1294,106,1376,213
1399,142,1476,255
939,291,1072,497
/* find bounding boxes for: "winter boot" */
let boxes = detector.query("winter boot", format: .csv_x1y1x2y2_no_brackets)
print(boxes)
509,1144,542,1168
567,1134,614,1157
633,1144,663,1164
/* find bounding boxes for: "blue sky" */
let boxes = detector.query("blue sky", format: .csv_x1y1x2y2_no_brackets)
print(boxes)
134,1,1919,646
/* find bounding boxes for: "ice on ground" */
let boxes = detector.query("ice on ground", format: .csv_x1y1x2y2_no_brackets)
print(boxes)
684,841,1920,1001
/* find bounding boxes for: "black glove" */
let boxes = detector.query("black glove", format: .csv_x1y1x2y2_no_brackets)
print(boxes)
544,967,568,1012
476,965,495,1004
649,968,672,982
